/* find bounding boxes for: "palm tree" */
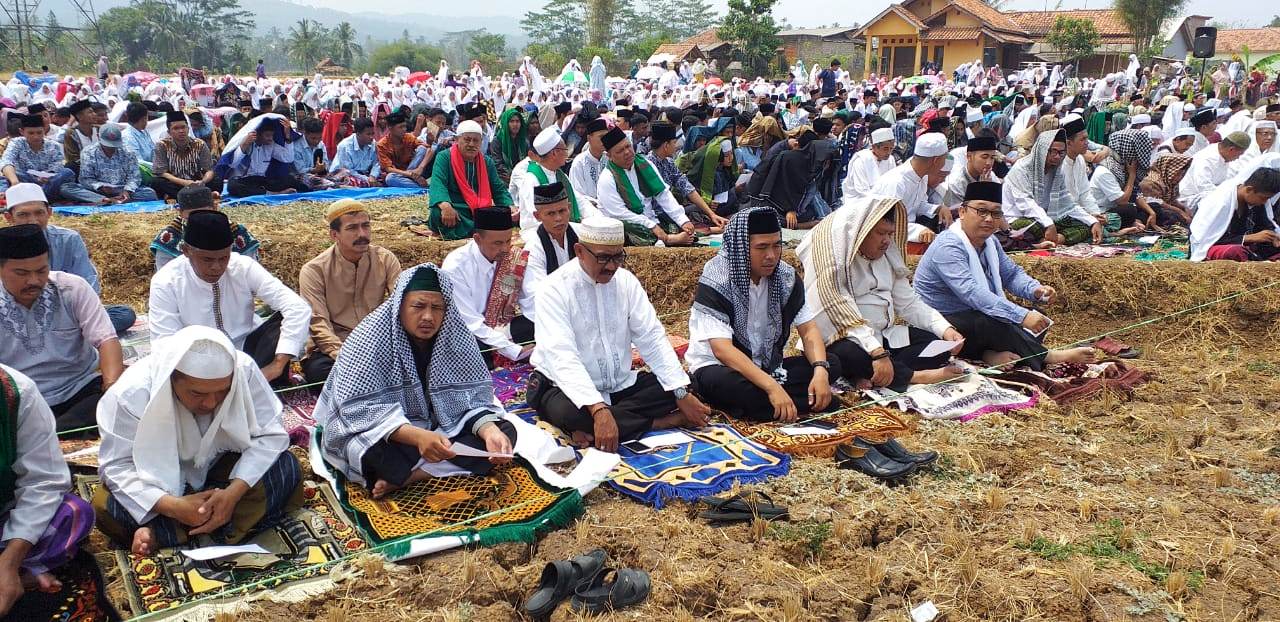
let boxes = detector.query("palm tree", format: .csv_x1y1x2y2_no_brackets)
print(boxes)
330,21,362,68
285,19,327,71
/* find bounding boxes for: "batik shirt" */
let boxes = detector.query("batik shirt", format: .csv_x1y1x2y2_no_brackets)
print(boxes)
79,145,142,192
645,152,695,199
0,138,64,175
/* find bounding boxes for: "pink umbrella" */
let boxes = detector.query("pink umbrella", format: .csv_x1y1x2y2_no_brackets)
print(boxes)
406,71,433,86
704,77,724,87
125,71,158,86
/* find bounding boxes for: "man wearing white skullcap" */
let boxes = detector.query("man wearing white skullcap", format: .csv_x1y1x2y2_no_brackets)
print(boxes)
529,216,710,453
509,126,599,231
94,326,301,556
842,126,897,202
871,132,951,244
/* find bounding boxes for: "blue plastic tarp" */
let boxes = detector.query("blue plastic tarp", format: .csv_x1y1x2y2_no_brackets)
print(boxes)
52,186,427,216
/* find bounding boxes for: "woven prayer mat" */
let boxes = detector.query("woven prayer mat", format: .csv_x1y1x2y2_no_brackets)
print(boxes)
861,372,1040,421
279,389,319,448
75,476,365,619
728,405,913,458
993,360,1150,406
605,424,791,509
0,550,121,622
119,315,152,366
492,363,536,407
331,456,583,561
60,438,102,469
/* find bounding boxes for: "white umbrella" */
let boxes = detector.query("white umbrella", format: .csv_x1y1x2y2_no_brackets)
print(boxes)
635,66,663,81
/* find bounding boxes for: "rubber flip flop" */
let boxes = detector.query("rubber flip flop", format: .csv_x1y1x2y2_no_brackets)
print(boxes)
523,548,607,619
696,491,788,520
569,568,652,614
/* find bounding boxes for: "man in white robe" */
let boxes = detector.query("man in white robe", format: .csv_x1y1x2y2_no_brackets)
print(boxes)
93,326,301,555
510,127,598,231
148,209,311,383
1058,116,1103,221
1178,132,1249,215
440,207,534,367
595,127,695,246
940,135,1000,208
1003,130,1098,246
568,118,610,200
871,133,950,244
842,127,896,202
528,216,710,452
0,364,93,616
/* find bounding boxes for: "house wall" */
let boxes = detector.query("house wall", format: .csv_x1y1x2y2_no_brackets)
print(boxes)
782,37,865,67
862,15,924,78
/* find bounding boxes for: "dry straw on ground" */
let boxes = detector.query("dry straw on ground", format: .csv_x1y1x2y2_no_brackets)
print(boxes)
58,198,1280,621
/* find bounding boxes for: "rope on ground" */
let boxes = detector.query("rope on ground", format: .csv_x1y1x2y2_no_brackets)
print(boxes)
119,278,1280,621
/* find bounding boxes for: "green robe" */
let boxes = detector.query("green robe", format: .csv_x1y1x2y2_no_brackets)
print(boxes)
427,148,513,240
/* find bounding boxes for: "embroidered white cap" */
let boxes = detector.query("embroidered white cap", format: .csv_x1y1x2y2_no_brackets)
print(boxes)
965,108,983,123
1130,114,1151,125
914,133,948,158
456,120,484,136
578,216,625,246
533,126,562,156
175,339,235,379
870,127,894,144
4,182,48,210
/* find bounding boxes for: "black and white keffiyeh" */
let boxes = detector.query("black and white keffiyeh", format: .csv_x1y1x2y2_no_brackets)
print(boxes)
692,207,801,374
313,263,498,480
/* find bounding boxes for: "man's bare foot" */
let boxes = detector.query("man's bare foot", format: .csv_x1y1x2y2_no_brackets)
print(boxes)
371,479,401,500
910,365,967,384
982,351,1020,367
651,411,691,430
1046,347,1098,365
570,430,594,449
132,527,154,556
1033,240,1057,249
20,570,62,592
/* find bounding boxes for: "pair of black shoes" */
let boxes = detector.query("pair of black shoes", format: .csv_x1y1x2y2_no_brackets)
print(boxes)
835,437,937,485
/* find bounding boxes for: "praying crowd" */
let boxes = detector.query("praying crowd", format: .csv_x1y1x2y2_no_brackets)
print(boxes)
2,52,1280,614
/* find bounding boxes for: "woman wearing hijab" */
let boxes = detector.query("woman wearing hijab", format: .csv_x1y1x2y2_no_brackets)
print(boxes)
487,107,528,185
683,132,741,220
736,116,785,172
1139,154,1193,227
312,265,517,499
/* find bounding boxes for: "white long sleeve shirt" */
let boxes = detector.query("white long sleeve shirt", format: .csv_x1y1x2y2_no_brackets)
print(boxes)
1062,154,1102,215
520,224,579,323
440,241,526,360
596,162,690,230
842,149,896,201
685,277,818,373
511,158,599,231
1179,146,1231,214
839,255,953,354
229,141,294,178
0,365,70,546
530,260,689,408
872,162,937,242
568,149,607,200
96,353,287,524
148,254,311,357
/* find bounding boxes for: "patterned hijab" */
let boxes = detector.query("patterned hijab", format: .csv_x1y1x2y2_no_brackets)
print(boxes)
692,207,798,372
1103,128,1153,188
313,263,496,479
1144,154,1192,204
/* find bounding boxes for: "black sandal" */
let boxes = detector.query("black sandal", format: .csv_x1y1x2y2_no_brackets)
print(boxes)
523,548,607,619
696,491,789,523
569,567,652,614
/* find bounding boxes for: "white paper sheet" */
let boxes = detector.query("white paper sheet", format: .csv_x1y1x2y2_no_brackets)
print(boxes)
450,444,514,459
919,339,962,358
1023,316,1054,338
712,191,729,203
640,431,696,448
778,425,841,436
736,171,753,186
180,544,270,560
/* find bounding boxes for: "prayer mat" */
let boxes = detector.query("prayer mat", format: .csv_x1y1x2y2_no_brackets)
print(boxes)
0,550,121,622
492,363,536,406
1135,239,1189,262
632,335,689,368
992,360,1150,406
861,370,1039,421
74,477,365,620
279,389,319,447
60,438,101,469
606,425,791,509
330,456,583,561
119,315,152,366
728,406,912,458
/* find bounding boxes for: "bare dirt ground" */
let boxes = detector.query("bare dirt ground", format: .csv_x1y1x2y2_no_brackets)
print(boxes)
62,198,1280,621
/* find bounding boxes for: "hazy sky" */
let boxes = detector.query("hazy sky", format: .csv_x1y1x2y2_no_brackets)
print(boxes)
335,0,1272,28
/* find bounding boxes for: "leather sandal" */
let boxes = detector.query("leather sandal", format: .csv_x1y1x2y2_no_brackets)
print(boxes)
569,568,652,614
696,491,789,523
523,548,607,619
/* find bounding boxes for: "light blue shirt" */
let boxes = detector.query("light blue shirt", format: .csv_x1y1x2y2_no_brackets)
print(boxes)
44,224,100,293
329,134,381,178
292,138,330,175
122,125,154,165
912,228,1041,325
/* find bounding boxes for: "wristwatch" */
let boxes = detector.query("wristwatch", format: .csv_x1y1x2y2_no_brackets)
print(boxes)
811,360,831,370
673,386,689,400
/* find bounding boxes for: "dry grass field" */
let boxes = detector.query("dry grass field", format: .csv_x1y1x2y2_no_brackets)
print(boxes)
60,197,1280,621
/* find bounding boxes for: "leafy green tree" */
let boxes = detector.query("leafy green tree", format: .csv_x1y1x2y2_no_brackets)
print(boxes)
467,31,508,65
365,40,444,74
97,5,157,67
522,0,587,59
522,42,567,80
329,22,363,68
1270,15,1280,27
97,0,253,72
1114,0,1188,60
719,0,780,76
1045,16,1099,65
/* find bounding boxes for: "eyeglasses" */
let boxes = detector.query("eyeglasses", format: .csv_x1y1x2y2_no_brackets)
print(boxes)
966,207,1004,220
581,246,627,266
1047,148,1067,157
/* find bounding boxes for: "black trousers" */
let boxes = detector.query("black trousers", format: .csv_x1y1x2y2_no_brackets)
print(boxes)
944,310,1047,371
827,327,952,392
227,175,309,198
480,315,534,369
359,419,518,485
527,370,674,442
243,312,286,383
150,175,223,201
915,207,956,234
50,376,102,435
301,352,334,386
692,355,844,422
